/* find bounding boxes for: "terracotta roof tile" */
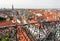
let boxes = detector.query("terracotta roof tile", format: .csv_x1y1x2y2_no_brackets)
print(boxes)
0,21,14,27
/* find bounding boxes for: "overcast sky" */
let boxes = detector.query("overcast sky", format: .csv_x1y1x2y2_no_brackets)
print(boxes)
0,0,60,9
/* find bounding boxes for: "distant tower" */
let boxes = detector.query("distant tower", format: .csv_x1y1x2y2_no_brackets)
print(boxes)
12,5,14,10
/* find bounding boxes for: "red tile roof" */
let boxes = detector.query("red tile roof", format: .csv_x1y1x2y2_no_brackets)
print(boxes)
0,21,14,27
17,26,31,41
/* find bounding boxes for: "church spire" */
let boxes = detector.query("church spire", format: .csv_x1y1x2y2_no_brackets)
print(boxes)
12,5,14,10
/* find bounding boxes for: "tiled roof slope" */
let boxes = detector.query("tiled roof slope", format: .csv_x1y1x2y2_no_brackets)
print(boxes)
0,21,14,27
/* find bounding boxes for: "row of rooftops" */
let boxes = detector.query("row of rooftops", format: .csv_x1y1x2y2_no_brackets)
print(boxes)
0,9,60,27
0,21,14,27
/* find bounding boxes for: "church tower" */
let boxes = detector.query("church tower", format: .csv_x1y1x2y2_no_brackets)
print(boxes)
12,5,14,10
